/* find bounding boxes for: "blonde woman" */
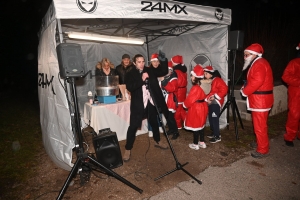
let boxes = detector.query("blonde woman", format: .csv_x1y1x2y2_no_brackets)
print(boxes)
95,58,116,76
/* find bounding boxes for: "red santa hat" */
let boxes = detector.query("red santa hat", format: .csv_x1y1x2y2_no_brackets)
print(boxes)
296,43,300,50
203,66,215,73
171,55,183,65
244,43,264,57
150,53,159,61
191,64,204,78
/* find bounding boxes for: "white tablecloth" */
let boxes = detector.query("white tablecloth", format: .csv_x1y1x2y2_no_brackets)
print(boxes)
83,100,148,141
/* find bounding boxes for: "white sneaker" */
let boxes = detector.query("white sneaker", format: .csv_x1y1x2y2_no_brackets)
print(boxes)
159,127,164,133
189,143,199,150
148,131,153,137
198,142,207,149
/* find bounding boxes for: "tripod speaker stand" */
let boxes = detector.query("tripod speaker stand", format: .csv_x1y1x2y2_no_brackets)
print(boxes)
145,77,202,184
56,78,143,199
219,49,244,140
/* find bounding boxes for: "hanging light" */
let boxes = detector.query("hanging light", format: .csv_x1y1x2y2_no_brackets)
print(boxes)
66,32,144,45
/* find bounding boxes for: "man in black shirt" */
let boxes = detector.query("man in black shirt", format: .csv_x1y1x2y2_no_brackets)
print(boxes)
115,54,134,99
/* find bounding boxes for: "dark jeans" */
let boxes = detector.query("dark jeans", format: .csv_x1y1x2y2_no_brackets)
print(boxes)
193,129,204,144
125,101,160,150
208,103,220,137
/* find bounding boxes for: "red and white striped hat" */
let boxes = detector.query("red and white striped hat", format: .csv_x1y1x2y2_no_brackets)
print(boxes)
191,64,204,78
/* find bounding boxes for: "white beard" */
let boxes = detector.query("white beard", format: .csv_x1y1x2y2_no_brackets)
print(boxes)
242,55,254,71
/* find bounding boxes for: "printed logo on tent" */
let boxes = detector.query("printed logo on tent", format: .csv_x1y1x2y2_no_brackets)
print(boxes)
76,0,98,13
38,73,56,95
215,8,223,20
141,1,188,14
189,54,212,72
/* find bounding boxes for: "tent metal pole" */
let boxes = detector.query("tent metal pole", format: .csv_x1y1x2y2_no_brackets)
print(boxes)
57,19,63,43
146,35,150,63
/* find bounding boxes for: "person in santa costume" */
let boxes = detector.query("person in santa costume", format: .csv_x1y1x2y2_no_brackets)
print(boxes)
240,43,274,159
204,66,228,143
171,55,188,129
161,60,180,140
281,43,300,147
183,65,208,150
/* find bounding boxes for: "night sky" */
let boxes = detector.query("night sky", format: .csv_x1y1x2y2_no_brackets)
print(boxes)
1,0,299,91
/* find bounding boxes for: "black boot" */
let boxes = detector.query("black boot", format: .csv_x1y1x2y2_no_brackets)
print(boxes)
171,132,179,140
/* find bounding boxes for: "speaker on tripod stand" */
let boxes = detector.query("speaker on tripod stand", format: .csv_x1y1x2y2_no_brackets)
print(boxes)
55,43,143,200
220,30,245,140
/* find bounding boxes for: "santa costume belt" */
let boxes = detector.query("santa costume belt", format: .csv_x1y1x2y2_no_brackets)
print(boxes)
253,90,273,94
195,99,205,103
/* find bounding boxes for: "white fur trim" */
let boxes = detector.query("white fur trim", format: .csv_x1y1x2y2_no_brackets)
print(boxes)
151,58,158,61
214,93,221,100
240,89,247,97
297,46,300,50
171,58,179,65
191,71,203,78
184,122,205,131
245,50,262,57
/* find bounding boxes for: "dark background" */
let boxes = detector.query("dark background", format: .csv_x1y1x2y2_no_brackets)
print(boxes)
1,0,299,93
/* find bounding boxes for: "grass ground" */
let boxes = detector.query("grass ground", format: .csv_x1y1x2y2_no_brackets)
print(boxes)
0,91,43,199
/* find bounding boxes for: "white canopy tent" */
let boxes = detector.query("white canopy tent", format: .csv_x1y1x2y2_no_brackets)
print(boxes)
38,0,231,170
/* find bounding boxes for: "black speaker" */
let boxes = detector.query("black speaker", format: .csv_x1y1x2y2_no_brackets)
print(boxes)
228,30,244,50
56,43,85,78
93,131,123,169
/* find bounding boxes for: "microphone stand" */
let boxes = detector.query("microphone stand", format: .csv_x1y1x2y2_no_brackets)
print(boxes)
145,78,202,184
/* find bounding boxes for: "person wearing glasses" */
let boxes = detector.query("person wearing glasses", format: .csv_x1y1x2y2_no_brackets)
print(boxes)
240,43,274,159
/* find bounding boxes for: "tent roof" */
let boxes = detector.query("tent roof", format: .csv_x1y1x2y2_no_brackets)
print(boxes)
49,0,231,44
60,18,208,44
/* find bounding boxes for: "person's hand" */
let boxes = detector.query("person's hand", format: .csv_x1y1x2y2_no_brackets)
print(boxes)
142,72,149,81
158,50,166,61
209,96,215,101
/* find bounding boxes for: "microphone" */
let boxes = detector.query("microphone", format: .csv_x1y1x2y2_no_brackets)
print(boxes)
144,78,149,89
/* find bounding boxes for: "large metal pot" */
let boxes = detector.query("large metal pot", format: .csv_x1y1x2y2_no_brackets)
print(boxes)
95,75,119,96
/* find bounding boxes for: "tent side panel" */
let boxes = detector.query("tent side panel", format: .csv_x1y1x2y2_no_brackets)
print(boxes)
148,25,229,128
38,17,74,171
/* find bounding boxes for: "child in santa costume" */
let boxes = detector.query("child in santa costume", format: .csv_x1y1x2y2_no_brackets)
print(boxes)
204,66,228,143
171,55,188,129
240,43,274,158
161,61,180,140
281,43,300,147
183,65,208,150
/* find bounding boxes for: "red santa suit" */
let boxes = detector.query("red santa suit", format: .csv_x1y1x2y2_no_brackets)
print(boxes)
183,66,208,131
282,57,300,142
205,76,228,107
161,69,178,113
240,43,274,154
171,55,188,129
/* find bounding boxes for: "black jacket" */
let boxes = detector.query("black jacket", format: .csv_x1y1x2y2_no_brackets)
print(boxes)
125,59,169,127
115,64,134,84
95,68,116,76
